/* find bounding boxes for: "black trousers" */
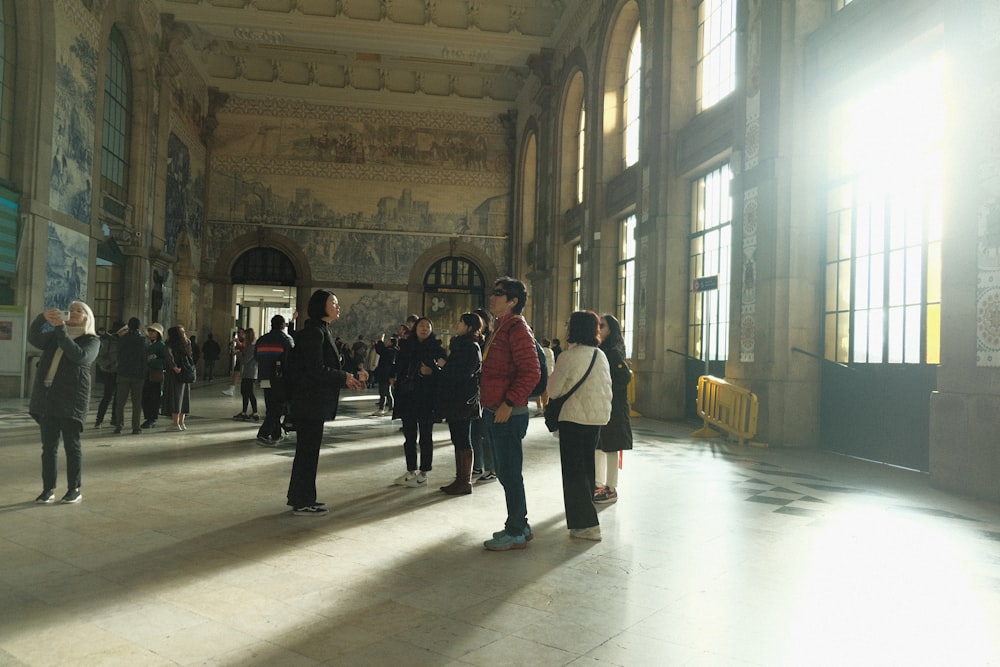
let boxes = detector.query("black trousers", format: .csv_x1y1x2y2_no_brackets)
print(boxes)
287,417,324,507
558,421,600,530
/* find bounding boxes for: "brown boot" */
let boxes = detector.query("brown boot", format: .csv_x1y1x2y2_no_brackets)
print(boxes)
443,449,473,495
440,448,462,493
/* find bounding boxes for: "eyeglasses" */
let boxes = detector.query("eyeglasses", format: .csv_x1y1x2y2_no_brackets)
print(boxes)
491,289,508,297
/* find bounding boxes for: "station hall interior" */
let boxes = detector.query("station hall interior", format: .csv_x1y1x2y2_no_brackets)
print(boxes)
2,0,1000,663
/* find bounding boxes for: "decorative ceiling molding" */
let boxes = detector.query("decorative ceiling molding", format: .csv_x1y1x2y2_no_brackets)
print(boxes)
158,0,584,113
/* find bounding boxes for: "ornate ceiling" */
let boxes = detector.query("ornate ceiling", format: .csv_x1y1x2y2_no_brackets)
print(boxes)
160,0,585,115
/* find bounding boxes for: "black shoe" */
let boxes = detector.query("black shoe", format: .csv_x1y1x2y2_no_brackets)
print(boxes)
94,421,102,429
132,428,142,435
233,413,248,421
35,490,55,504
113,426,122,434
141,420,156,429
60,489,82,504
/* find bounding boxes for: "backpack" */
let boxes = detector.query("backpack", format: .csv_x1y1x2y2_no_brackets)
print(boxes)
529,338,548,398
178,354,197,383
96,335,119,374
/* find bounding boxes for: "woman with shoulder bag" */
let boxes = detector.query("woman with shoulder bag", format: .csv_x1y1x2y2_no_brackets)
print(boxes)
594,314,633,504
162,325,193,432
546,310,612,541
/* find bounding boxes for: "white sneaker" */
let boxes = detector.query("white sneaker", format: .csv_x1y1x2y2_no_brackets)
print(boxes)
222,387,235,396
394,470,417,486
569,525,602,541
404,471,427,488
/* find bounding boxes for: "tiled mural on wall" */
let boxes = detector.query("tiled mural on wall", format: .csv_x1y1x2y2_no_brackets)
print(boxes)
207,98,511,283
165,132,205,257
51,2,100,223
44,222,89,309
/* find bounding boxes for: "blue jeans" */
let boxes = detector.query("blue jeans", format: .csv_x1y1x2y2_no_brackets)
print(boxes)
471,417,494,472
484,408,529,536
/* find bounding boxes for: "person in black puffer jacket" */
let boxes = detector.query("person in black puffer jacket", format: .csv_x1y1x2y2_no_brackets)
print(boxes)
390,316,446,487
28,301,100,505
435,312,484,496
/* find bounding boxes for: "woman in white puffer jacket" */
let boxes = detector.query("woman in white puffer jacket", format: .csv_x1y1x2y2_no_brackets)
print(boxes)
546,310,612,541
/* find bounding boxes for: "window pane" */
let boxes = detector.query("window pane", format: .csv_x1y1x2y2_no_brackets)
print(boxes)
688,164,731,360
623,27,642,168
823,53,944,365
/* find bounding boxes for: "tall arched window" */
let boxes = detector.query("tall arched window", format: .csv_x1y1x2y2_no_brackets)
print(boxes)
102,27,131,204
623,26,642,169
696,0,736,112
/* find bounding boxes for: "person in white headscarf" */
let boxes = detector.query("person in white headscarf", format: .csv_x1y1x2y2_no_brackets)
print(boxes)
28,301,100,504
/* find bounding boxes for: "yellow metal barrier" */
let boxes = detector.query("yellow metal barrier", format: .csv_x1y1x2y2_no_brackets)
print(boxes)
626,359,641,417
691,375,765,447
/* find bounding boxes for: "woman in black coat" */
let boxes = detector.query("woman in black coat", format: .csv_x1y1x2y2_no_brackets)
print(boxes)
435,312,483,495
285,290,366,515
28,301,100,504
390,316,446,487
595,314,633,504
162,325,193,431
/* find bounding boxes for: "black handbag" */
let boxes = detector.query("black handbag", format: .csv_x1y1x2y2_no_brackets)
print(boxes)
544,349,598,433
178,355,197,384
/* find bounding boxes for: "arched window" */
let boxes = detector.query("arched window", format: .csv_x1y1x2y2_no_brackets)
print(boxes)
102,26,131,203
422,257,486,339
231,247,297,285
623,26,642,169
696,0,736,112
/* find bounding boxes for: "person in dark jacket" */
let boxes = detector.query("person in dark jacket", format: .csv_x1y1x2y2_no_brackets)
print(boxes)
391,316,446,487
162,325,193,431
255,314,294,445
141,323,165,429
370,333,397,416
202,333,221,381
93,321,123,428
28,301,100,504
595,314,633,504
286,290,367,515
435,312,483,496
113,317,150,434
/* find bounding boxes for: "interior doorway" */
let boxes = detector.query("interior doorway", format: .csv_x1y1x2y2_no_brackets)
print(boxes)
230,247,299,334
232,284,297,335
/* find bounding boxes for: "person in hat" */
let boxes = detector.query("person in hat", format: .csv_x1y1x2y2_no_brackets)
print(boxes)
141,322,166,429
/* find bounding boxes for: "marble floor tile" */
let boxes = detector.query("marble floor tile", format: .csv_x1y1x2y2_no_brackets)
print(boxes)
1,384,999,665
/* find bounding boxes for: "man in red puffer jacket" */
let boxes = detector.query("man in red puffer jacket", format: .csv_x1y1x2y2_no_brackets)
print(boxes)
480,276,541,551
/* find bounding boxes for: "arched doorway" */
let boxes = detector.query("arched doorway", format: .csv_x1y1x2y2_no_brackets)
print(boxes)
422,256,486,345
230,247,298,334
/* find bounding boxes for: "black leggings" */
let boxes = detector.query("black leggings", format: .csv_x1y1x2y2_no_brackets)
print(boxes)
241,378,258,414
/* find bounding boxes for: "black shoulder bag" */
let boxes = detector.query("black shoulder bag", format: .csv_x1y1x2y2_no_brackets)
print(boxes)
543,349,598,433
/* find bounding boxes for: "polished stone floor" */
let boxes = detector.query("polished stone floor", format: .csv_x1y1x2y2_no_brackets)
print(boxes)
1,382,999,666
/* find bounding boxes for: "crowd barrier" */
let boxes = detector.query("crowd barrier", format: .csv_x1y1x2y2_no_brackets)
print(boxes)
691,375,764,447
626,359,641,417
